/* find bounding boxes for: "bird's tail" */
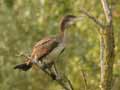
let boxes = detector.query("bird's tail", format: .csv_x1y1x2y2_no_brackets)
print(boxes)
14,63,32,71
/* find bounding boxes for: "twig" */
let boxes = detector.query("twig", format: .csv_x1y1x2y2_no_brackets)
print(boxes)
80,69,88,90
101,0,112,24
79,8,104,28
100,34,105,82
16,53,31,60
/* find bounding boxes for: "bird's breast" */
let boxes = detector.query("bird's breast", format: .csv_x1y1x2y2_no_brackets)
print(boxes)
46,43,65,59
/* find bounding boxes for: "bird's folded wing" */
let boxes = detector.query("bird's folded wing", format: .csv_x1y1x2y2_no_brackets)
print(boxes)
34,37,53,48
31,37,59,60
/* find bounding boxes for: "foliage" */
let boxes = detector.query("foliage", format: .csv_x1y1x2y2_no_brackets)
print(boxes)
0,0,120,90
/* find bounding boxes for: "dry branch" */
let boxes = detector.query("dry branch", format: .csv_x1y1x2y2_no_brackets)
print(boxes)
101,0,112,24
80,69,88,90
79,1,115,90
80,8,104,28
36,62,73,90
17,53,73,90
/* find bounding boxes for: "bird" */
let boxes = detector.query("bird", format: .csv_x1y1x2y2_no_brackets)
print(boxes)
14,15,81,71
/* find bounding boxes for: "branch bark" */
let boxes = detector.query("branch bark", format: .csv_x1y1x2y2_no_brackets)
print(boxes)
101,0,112,24
79,0,115,90
100,0,115,90
37,63,74,90
52,64,73,90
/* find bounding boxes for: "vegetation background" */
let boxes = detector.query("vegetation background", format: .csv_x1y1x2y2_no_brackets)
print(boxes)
0,0,119,90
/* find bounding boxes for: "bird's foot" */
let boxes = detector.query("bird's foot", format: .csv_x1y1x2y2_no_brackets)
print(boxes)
41,63,53,70
41,61,54,69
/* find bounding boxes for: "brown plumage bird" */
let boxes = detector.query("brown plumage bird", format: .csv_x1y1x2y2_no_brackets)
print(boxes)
14,15,80,71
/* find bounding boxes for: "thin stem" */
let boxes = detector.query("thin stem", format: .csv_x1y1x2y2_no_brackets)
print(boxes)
16,53,31,60
80,9,104,28
100,34,105,86
101,0,112,24
80,69,88,90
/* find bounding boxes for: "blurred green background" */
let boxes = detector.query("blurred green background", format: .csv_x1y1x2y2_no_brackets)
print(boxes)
0,0,120,90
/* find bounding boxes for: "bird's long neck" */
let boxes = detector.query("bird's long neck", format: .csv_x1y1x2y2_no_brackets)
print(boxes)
57,17,68,43
58,22,65,42
59,19,66,38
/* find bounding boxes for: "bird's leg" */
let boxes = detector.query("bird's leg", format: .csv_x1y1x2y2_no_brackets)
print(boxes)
41,61,54,71
40,57,54,69
49,48,65,80
43,48,65,79
38,58,57,80
37,58,50,69
48,63,61,80
32,56,53,76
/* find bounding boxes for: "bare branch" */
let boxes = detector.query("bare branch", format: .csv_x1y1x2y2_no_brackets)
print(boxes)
35,61,73,90
100,34,105,83
16,53,73,90
52,64,73,90
80,69,88,90
16,53,31,60
80,9,105,28
101,0,112,24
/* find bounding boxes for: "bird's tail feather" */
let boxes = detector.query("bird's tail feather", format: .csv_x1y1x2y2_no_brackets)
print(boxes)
14,63,32,71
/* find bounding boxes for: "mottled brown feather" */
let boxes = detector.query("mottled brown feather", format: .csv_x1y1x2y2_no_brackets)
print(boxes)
31,37,59,61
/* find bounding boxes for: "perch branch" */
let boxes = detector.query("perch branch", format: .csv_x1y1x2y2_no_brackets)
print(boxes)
79,8,104,28
36,63,73,90
17,53,73,90
52,64,73,90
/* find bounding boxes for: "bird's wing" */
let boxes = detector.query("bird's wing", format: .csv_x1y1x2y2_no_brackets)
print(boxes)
31,37,59,60
34,37,52,48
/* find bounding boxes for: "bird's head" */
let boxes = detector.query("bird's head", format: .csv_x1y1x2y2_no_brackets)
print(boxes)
60,15,82,31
